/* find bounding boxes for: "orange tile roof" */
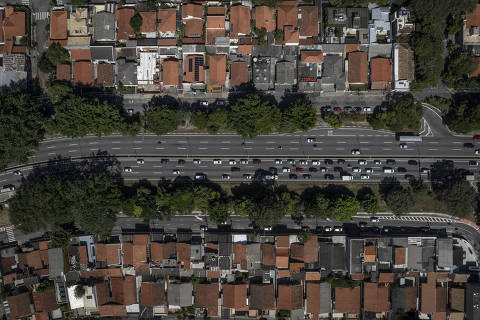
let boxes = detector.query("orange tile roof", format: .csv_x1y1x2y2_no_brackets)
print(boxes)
207,270,221,278
177,242,191,269
421,284,447,314
33,291,57,312
290,262,303,273
206,28,224,45
133,234,149,245
276,1,298,29
70,49,91,61
277,269,291,279
141,282,166,307
277,285,303,310
74,61,94,86
301,51,323,63
276,255,289,269
97,63,115,87
4,9,25,54
38,241,50,251
378,273,394,283
370,57,392,89
80,268,122,278
335,287,361,314
182,3,203,19
349,51,367,84
345,43,360,54
364,245,376,263
50,11,67,40
151,242,176,261
222,283,248,310
283,25,299,44
230,5,251,38
465,4,480,29
8,292,32,318
233,243,247,269
300,6,318,36
99,305,127,317
230,62,249,87
208,54,226,86
95,282,110,306
184,54,205,83
96,243,121,265
123,242,147,267
184,19,204,37
115,8,135,41
207,6,226,15
306,272,321,281
18,251,44,270
253,6,275,32
276,236,290,248
306,282,322,314
395,247,406,265
304,235,318,263
111,276,137,306
162,59,179,86
77,245,88,265
140,12,157,33
261,243,275,267
157,9,176,33
35,312,49,320
195,283,219,316
206,15,224,29
364,282,389,312
237,44,253,55
158,38,177,46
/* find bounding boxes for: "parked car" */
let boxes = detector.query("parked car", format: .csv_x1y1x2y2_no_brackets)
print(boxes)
363,107,371,112
475,149,480,155
231,167,241,172
195,174,206,180
352,167,361,173
351,149,361,155
374,159,382,165
360,174,370,180
213,159,222,165
282,167,291,173
473,135,480,140
123,167,133,172
200,101,209,106
136,159,145,164
324,226,332,232
253,159,261,165
288,159,296,165
221,174,230,180
324,159,334,165
370,217,379,222
464,143,474,148
178,159,186,164
172,169,181,175
320,167,328,172
303,174,312,179
275,159,283,164
365,168,373,173
229,160,237,165
312,160,321,165
240,159,249,164
309,167,318,172
12,170,22,176
399,143,408,149
289,174,298,179
299,160,308,165
307,137,316,143
408,160,418,165
295,168,304,173
243,174,252,180
334,226,343,232
337,159,345,165
160,159,169,164
386,159,396,165
333,107,341,112
358,160,367,165
193,159,201,164
324,174,334,180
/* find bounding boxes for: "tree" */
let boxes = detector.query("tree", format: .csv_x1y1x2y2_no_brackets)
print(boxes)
0,89,46,171
322,113,342,129
447,102,480,133
436,180,477,217
357,187,379,214
230,94,280,138
385,187,414,214
74,285,85,299
443,47,478,88
39,43,69,73
369,94,422,133
47,82,73,104
279,191,304,218
278,100,317,133
298,230,312,244
208,200,230,224
331,195,359,221
191,109,229,134
274,29,284,40
130,12,143,34
50,228,71,248
146,105,180,135
232,198,257,217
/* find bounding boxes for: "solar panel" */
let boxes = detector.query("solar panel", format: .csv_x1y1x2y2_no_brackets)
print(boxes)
189,58,193,72
194,57,203,82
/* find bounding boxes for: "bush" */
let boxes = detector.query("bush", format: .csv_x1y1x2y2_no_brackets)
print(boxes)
385,187,414,214
322,113,342,129
130,12,143,34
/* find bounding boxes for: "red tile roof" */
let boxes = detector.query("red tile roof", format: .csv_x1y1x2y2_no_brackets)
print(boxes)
306,272,321,281
276,1,298,30
70,49,91,61
111,276,137,306
276,236,290,248
151,242,177,261
96,64,115,87
115,8,135,41
334,287,361,314
158,9,176,33
184,55,205,83
348,51,367,84
133,234,149,245
208,54,226,86
395,247,406,265
3,8,25,54
195,283,219,316
95,282,110,306
184,19,204,38
141,282,166,307
277,285,303,310
370,57,392,90
230,5,250,38
421,284,447,314
74,61,94,86
140,12,157,33
33,291,58,312
55,63,70,81
35,311,49,320
253,6,275,32
207,6,226,15
50,11,67,40
277,269,291,278
378,273,394,283
304,235,318,263
123,242,147,267
465,4,480,29
162,59,179,86
301,51,323,63
177,242,191,269
182,3,203,19
261,243,275,267
404,287,417,312
306,282,322,315
38,241,50,251
363,282,389,312
99,304,127,316
77,245,88,265
300,6,318,36
232,243,247,269
237,44,253,55
96,243,121,265
283,25,299,44
8,292,32,318
222,283,248,310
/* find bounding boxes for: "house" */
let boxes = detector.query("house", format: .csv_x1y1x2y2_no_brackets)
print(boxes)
93,11,115,42
349,239,364,275
322,54,346,92
463,4,480,47
298,51,323,92
123,238,148,267
48,248,64,278
277,1,298,30
141,282,166,308
306,282,331,317
230,61,249,87
318,242,345,271
283,26,299,45
68,7,88,38
249,284,275,311
50,10,68,41
277,284,303,310
230,5,250,39
140,11,157,38
346,8,369,43
1,6,26,54
33,291,58,313
393,43,415,91
466,283,480,320
369,7,391,43
182,3,203,40
206,12,225,45
275,61,296,87
299,6,319,38
232,243,247,270
364,282,389,313
391,286,417,313
115,8,135,41
157,9,176,38
207,54,226,90
370,57,392,90
246,243,261,270
325,8,346,43
137,48,159,87
391,8,414,38
421,282,447,314
177,242,191,269
96,243,121,266
7,292,32,318
183,54,205,83
334,286,361,314
222,283,248,313
348,51,367,88
252,6,275,32
436,238,453,271
449,287,465,312
168,282,193,310
194,282,219,316
73,61,94,86
161,59,179,87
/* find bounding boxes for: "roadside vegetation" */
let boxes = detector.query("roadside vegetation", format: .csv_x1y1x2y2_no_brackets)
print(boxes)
369,93,422,133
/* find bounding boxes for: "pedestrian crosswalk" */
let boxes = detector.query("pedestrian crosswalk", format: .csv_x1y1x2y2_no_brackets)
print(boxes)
21,0,30,5
5,225,16,243
377,215,453,223
33,12,49,21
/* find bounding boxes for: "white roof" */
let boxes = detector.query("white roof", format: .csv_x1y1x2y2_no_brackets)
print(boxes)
67,286,85,309
233,234,247,243
137,51,158,83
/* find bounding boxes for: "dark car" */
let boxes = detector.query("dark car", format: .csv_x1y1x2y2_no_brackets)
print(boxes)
344,106,352,112
324,159,333,165
324,174,334,180
337,159,345,165
386,159,396,165
289,174,298,180
333,107,341,112
334,166,343,172
269,167,277,174
354,106,362,112
295,167,304,173
253,159,261,165
464,143,474,148
309,167,318,172
178,159,186,164
160,159,169,164
303,174,312,179
405,174,415,180
231,167,241,172
407,160,418,165
397,167,407,173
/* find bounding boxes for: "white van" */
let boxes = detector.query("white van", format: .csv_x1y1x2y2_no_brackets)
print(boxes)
383,167,394,173
0,186,15,193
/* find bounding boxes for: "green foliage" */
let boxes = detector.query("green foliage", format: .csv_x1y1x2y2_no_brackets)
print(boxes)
331,194,360,221
326,276,361,288
322,113,342,129
54,96,123,138
130,12,143,34
424,96,453,115
37,280,55,292
435,180,477,218
50,228,71,248
298,230,312,244
230,94,280,138
255,27,267,46
146,105,180,135
39,43,69,74
0,89,46,171
338,112,366,122
47,82,73,104
252,0,280,7
74,285,86,299
442,47,478,88
278,100,317,133
446,102,480,133
385,187,414,214
191,109,229,134
274,29,284,41
279,191,304,218
369,94,422,133
357,188,379,214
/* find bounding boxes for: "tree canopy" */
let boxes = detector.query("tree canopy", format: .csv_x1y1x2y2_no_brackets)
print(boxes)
38,43,69,74
146,105,180,135
278,100,317,133
385,186,414,214
435,180,478,218
369,94,422,133
130,12,143,34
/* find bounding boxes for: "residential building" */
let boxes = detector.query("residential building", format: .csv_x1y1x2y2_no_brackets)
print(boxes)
370,57,392,90
252,6,275,32
348,51,367,89
391,8,414,38
369,7,391,44
230,5,251,39
393,43,415,91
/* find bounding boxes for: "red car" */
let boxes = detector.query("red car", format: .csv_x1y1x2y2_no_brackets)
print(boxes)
333,107,342,113
295,168,304,173
474,135,480,141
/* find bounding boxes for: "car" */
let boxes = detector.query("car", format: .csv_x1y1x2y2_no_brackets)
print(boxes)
123,167,133,172
383,227,390,233
365,168,373,173
408,160,418,165
352,167,361,173
253,159,261,165
213,159,222,165
200,225,208,231
282,167,291,173
240,159,249,165
320,167,328,172
229,160,237,165
474,135,480,140
405,174,415,180
299,160,308,165
358,160,367,165
288,159,296,165
216,99,225,106
269,167,277,174
374,159,382,165
324,174,334,180
360,174,370,180
420,167,430,174
178,159,186,165
324,159,333,165
312,160,321,165
397,167,407,173
243,174,252,180
307,137,316,143
359,221,367,228
275,159,283,164
289,174,298,179
222,174,230,180
309,167,318,172
333,107,341,112
351,149,361,155
264,226,272,231
200,101,209,106
265,175,273,180
354,106,362,112
273,174,279,180
12,170,22,176
475,149,480,155
172,169,181,175
344,106,353,112
160,159,169,164
337,159,346,165
295,167,304,173
386,159,396,165
464,143,474,148
469,160,479,166
399,143,408,149
334,226,343,232
324,226,333,232
370,216,379,223
1,185,15,193
195,174,206,180
127,108,134,114
231,167,241,172
321,106,332,113
363,107,372,112
193,159,201,164
334,166,343,172
136,159,145,164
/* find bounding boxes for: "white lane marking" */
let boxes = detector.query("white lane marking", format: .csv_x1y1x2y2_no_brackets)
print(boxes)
221,147,230,150
178,140,187,143
289,147,299,150
133,140,143,143
360,141,369,144
153,172,162,174
112,147,120,150
451,148,461,151
290,141,299,144
89,148,97,151
156,147,164,150
428,148,438,151
69,143,78,146
47,146,55,149
89,142,98,145
266,147,274,150
68,150,77,153
153,165,162,168
133,147,142,150
48,152,56,155
335,148,345,150
336,141,346,144
383,148,392,151
199,147,208,150
245,147,253,150
221,141,230,144
266,141,275,144
453,142,462,144
383,141,392,144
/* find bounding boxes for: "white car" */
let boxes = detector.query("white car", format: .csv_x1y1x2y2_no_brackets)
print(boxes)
334,226,343,232
264,226,272,231
213,159,222,165
229,160,237,165
324,226,332,232
320,167,328,172
265,175,273,180
365,168,373,173
363,107,371,112
399,143,408,149
312,160,321,165
307,137,316,143
12,170,22,176
123,167,133,172
370,217,379,222
475,149,480,155
136,159,145,165
282,167,291,173
352,167,361,173
127,108,134,114
200,101,209,106
243,174,252,180
222,174,230,180
351,149,361,155
172,169,181,175
288,159,296,165
299,160,308,165
360,174,370,180
193,159,201,164
358,160,367,165
240,159,249,165
374,160,382,165
275,159,283,164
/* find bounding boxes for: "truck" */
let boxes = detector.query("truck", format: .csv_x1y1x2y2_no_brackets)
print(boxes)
398,135,422,142
341,174,353,181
